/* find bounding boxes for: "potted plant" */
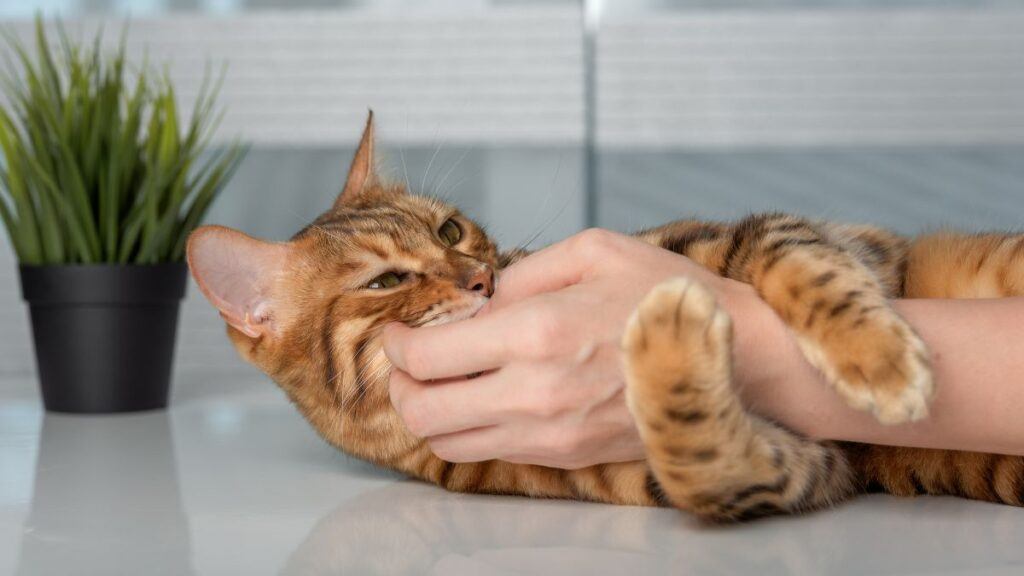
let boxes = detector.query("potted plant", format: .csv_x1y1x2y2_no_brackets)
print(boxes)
0,19,246,413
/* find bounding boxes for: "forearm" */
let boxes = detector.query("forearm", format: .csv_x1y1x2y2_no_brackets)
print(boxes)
724,283,1024,456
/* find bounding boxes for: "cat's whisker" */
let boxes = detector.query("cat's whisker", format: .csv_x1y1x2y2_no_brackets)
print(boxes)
515,186,576,252
512,153,579,252
352,367,384,407
325,358,349,389
420,129,445,195
328,329,384,414
540,152,564,215
337,369,369,424
435,174,469,203
432,146,470,201
337,330,390,416
346,360,386,415
400,144,412,193
339,339,376,390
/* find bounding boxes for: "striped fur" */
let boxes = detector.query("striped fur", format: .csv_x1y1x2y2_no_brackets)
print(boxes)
190,116,1024,522
627,215,1024,519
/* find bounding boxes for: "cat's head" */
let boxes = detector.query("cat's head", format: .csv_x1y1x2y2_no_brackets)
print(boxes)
186,113,498,452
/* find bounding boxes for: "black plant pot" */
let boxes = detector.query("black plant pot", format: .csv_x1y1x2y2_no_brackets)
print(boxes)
19,264,188,414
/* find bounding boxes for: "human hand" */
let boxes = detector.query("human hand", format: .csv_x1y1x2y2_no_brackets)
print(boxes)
383,229,779,469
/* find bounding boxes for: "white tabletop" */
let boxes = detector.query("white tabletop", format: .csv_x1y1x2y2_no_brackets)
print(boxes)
2,373,1023,576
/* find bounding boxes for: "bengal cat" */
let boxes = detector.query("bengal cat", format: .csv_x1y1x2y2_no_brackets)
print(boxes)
187,113,1024,521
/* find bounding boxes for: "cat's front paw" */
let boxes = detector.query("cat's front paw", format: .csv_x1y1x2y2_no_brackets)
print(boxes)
622,277,732,415
809,311,933,425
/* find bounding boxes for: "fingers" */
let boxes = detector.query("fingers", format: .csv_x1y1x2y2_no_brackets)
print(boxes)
427,423,638,469
382,313,512,380
388,368,521,438
425,422,586,466
427,426,593,467
492,228,627,308
427,426,515,463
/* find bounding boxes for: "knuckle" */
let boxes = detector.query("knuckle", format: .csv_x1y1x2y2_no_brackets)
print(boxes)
429,439,480,464
387,374,405,408
402,344,431,380
572,228,618,257
400,401,430,438
524,380,567,419
545,430,583,459
522,308,565,358
388,373,414,413
427,439,457,462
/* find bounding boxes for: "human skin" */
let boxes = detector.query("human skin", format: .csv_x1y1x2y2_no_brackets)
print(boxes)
384,229,1024,469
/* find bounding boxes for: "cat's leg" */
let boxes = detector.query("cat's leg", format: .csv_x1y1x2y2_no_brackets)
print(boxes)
623,278,857,521
727,215,932,424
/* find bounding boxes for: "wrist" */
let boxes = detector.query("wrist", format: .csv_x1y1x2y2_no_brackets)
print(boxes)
715,279,801,409
718,282,774,380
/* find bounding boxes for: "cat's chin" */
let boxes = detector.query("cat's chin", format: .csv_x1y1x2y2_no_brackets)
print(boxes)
417,297,488,327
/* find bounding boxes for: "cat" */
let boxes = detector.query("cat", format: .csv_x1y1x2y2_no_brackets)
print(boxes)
187,112,1024,522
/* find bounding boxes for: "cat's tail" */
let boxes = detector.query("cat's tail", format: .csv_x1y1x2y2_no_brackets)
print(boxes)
841,443,1024,506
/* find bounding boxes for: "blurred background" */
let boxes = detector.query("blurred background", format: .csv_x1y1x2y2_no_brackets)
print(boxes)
1,0,1023,383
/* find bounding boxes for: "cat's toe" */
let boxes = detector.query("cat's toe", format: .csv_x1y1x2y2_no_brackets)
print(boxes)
871,333,933,425
825,318,934,425
622,277,731,396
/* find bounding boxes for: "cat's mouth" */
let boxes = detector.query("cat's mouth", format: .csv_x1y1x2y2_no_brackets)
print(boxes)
415,296,488,327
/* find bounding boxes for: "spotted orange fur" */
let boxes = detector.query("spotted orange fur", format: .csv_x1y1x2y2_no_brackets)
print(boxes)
187,113,1024,522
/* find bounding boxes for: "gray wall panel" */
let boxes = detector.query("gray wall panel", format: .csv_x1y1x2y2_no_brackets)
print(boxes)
4,7,584,146
597,146,1024,234
597,10,1024,146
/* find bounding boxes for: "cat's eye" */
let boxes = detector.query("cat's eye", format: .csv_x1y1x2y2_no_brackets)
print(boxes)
366,272,405,290
438,218,462,246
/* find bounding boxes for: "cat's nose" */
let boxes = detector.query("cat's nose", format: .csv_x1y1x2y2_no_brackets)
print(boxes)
461,267,494,297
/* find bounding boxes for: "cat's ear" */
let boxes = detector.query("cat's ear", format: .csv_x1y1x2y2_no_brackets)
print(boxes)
334,110,379,208
187,226,291,339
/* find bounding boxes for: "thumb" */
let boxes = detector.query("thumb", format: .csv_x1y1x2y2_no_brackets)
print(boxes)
492,230,612,308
